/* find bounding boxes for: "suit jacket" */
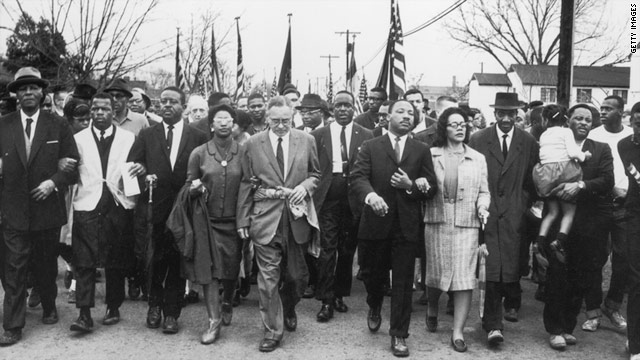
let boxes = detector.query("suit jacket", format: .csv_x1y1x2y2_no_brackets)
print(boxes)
0,111,79,231
414,124,437,147
73,126,137,211
576,139,614,215
310,123,373,216
351,135,437,241
372,126,386,138
468,125,539,282
189,118,212,140
236,129,321,245
354,111,377,130
127,122,208,224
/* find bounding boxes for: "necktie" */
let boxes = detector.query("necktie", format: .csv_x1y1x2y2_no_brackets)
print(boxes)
25,118,33,138
502,134,508,160
394,136,402,163
100,130,105,143
276,137,285,176
340,126,349,175
166,124,174,152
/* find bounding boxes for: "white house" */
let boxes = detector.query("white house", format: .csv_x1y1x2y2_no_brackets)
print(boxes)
468,73,512,121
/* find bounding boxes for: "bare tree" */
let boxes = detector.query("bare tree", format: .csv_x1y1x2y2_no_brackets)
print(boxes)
143,67,174,90
447,0,628,71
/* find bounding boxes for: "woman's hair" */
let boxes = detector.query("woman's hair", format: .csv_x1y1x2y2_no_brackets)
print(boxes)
208,104,236,124
542,104,567,128
63,99,89,123
432,107,470,147
235,110,252,131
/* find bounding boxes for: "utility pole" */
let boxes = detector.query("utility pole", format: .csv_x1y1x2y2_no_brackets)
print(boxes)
320,55,339,101
336,30,361,91
557,0,574,107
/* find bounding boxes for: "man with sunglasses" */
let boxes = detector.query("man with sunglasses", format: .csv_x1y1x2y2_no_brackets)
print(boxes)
355,87,387,130
105,78,149,137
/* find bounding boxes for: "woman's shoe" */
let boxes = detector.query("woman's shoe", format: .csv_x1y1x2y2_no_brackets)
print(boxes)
451,336,467,352
426,316,438,333
201,319,221,345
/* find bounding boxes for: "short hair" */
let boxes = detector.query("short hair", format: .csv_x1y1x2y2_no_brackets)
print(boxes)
567,103,594,118
630,101,640,116
436,95,458,104
208,92,231,106
542,104,567,128
208,104,236,124
604,95,624,110
370,87,388,100
388,99,420,128
432,107,470,147
162,86,186,105
267,95,292,110
91,92,115,108
334,90,355,103
63,99,90,122
235,110,252,131
403,88,424,100
247,92,265,103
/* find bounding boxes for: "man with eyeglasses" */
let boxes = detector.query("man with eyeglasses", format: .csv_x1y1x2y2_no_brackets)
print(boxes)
355,87,388,130
468,92,539,347
296,94,330,133
105,78,149,137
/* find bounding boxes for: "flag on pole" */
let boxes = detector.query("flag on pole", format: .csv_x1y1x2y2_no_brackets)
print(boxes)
211,24,222,93
376,0,406,100
347,42,358,93
327,72,334,104
277,16,292,94
235,18,245,100
270,75,278,99
359,74,368,105
175,29,187,91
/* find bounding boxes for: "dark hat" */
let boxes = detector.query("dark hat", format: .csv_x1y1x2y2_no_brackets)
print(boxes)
282,83,300,97
131,87,151,109
490,92,524,110
103,78,133,98
295,93,330,116
72,83,97,100
7,67,49,92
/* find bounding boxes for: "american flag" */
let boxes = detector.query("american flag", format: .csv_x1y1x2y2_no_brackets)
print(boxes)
175,30,187,91
358,75,368,105
235,18,245,100
270,75,278,98
376,0,406,100
327,72,333,104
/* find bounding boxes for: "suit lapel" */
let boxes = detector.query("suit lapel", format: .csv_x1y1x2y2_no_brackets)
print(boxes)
382,135,398,165
175,125,190,165
502,129,522,173
10,115,28,168
155,124,171,164
488,126,505,166
399,137,414,164
261,134,284,181
348,126,360,163
322,128,333,165
286,131,299,181
28,115,49,164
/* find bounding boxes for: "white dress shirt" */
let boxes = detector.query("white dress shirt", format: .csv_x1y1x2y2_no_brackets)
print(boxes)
92,124,114,140
496,126,514,153
387,131,409,161
269,130,290,179
163,120,184,170
330,121,353,173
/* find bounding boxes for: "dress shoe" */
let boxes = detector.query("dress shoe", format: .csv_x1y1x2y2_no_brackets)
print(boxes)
28,288,41,308
549,239,566,263
562,333,577,345
146,306,162,329
391,336,409,357
128,282,141,300
70,314,94,333
416,291,428,305
42,308,59,324
302,285,315,298
601,304,627,330
0,329,22,346
426,316,438,333
504,308,518,322
451,336,467,352
487,329,504,346
64,270,74,289
162,316,179,334
102,308,120,325
316,303,334,322
221,302,233,326
185,290,200,304
334,297,348,313
239,277,251,297
581,317,600,332
549,335,566,350
258,338,280,352
200,319,221,345
284,310,297,331
367,306,382,332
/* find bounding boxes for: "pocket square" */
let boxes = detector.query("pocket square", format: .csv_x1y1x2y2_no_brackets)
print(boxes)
46,140,59,144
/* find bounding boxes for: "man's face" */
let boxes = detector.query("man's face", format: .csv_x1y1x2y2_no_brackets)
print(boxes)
569,107,593,141
159,90,184,125
631,112,640,138
300,108,324,129
90,98,114,131
16,84,44,113
388,101,414,136
42,94,53,113
190,106,208,122
333,93,355,126
267,105,293,137
108,90,129,115
494,109,517,133
237,98,248,111
600,99,622,127
367,91,385,112
377,104,390,128
53,91,68,110
285,93,300,109
405,93,424,113
248,98,266,122
128,92,145,114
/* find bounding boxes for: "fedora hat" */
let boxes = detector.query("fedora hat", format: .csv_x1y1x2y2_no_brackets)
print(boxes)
295,93,330,115
490,92,524,110
7,67,49,93
103,78,133,98
72,83,97,100
132,87,151,109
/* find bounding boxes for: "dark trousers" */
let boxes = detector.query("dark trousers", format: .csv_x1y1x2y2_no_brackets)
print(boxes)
626,210,640,354
75,267,126,309
606,206,628,309
316,175,357,303
359,220,416,338
148,226,185,318
481,281,521,332
2,228,59,330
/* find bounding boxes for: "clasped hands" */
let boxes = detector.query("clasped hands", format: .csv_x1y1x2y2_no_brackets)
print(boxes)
369,170,429,217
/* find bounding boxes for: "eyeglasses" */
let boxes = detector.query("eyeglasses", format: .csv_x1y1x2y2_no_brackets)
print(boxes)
447,122,466,129
299,109,321,115
368,96,384,101
377,113,389,118
129,98,144,104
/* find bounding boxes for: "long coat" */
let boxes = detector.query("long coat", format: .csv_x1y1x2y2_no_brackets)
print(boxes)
468,125,539,283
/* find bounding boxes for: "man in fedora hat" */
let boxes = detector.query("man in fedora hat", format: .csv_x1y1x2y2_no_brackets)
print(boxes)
0,66,79,345
468,92,539,347
70,83,98,106
296,94,331,133
104,78,149,137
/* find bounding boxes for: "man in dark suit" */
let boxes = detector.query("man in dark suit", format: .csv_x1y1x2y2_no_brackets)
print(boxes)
0,67,79,346
127,86,207,335
354,87,387,130
542,104,614,350
468,92,539,346
351,99,437,357
296,94,330,133
310,91,373,322
237,96,320,353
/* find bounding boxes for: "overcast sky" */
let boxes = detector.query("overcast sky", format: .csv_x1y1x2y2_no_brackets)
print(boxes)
0,0,633,91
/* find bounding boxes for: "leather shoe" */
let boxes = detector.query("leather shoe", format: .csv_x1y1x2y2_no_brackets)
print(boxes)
451,336,467,352
367,306,382,332
302,285,315,299
334,297,348,313
28,288,41,308
42,308,59,324
488,329,504,346
200,319,221,345
146,306,162,329
0,329,22,346
504,308,518,322
316,303,334,322
391,336,409,357
284,310,297,331
221,302,233,326
102,308,120,325
70,314,94,333
426,316,438,333
128,282,141,300
259,338,280,352
162,316,179,334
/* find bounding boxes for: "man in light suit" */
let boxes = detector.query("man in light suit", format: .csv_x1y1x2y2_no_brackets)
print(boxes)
310,91,372,322
0,67,79,346
351,99,437,357
127,86,208,334
69,93,138,333
237,96,320,353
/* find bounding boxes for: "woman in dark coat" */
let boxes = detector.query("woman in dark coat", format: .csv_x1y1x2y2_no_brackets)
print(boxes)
185,104,244,344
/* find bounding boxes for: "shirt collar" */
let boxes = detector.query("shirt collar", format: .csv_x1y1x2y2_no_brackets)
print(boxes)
269,129,290,143
330,121,353,131
21,109,40,123
496,125,514,139
93,124,114,138
387,131,409,143
163,119,184,132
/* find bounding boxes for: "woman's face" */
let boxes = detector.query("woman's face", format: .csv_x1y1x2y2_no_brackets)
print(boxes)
446,113,467,144
211,110,233,138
